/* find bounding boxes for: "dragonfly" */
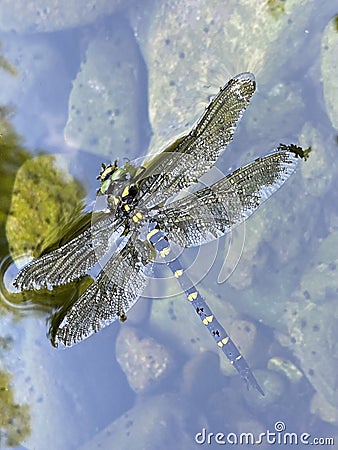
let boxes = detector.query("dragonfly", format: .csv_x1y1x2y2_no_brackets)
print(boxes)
13,73,310,395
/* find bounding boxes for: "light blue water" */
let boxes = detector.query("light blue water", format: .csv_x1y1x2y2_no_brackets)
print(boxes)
0,1,338,449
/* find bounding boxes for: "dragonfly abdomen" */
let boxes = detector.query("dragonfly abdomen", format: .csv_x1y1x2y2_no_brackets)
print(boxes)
147,226,264,395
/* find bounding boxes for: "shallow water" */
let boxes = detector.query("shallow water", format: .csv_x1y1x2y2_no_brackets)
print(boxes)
1,1,338,449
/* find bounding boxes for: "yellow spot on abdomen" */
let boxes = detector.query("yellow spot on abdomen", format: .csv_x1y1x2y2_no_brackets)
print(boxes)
160,246,170,257
174,269,183,278
202,315,213,325
188,292,198,302
147,228,160,241
217,336,230,347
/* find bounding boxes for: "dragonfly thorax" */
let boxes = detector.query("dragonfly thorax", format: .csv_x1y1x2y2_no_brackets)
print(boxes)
113,184,139,216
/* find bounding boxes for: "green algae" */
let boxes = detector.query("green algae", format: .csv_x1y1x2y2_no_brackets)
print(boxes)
0,107,30,259
0,43,17,77
267,0,286,19
0,367,30,447
6,154,85,259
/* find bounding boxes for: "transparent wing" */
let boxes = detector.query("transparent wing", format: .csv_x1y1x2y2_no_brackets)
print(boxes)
13,213,124,291
156,146,303,247
50,235,154,347
137,73,256,208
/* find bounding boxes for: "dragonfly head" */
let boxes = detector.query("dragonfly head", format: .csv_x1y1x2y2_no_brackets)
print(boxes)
97,160,133,195
97,160,141,218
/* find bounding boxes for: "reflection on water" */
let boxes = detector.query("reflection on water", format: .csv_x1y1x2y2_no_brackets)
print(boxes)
1,0,338,449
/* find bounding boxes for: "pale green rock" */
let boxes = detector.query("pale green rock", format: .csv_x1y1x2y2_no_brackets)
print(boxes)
0,0,124,32
267,356,304,384
226,213,267,290
311,392,338,424
245,81,304,150
115,325,174,393
80,394,192,450
299,123,334,197
141,0,314,155
218,318,257,377
300,231,338,303
321,16,338,130
244,369,286,409
150,279,237,360
277,297,338,407
64,24,143,159
215,153,310,299
149,278,257,378
180,351,220,400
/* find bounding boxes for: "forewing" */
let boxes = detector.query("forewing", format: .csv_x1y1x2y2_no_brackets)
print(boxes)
138,73,256,207
157,146,301,247
13,213,124,291
51,235,154,347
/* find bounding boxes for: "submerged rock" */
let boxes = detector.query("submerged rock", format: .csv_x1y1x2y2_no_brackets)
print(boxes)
0,0,124,33
140,0,314,154
300,231,338,303
0,107,30,258
321,16,338,130
267,356,303,384
311,392,338,424
6,154,85,258
277,297,338,407
299,123,334,197
80,394,192,450
65,22,145,160
115,326,174,394
149,280,238,360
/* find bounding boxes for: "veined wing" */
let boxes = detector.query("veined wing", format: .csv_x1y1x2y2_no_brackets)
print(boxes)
156,145,304,247
13,213,124,291
50,234,155,347
137,73,256,208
